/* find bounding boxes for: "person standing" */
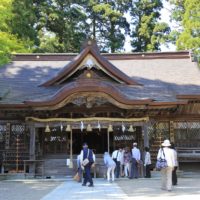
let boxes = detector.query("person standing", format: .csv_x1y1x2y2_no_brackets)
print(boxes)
104,152,116,182
157,139,175,191
130,142,141,179
123,147,132,177
144,147,152,178
112,147,123,178
80,142,95,187
171,143,178,185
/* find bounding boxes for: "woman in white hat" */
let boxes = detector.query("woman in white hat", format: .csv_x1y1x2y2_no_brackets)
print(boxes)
157,139,175,191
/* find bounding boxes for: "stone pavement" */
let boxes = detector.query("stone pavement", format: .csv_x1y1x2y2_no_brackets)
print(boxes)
0,177,200,200
41,180,127,200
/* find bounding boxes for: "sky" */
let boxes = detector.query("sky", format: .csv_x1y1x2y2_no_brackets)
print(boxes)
124,0,176,52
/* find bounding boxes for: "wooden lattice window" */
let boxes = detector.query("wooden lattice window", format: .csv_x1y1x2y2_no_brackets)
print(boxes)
0,124,6,151
0,124,6,142
174,121,200,147
148,121,169,140
157,122,170,139
11,124,25,135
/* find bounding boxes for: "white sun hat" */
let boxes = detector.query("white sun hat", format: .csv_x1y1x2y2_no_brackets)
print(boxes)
161,139,171,147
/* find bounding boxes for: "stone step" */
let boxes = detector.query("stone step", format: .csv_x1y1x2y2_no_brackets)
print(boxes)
41,157,76,176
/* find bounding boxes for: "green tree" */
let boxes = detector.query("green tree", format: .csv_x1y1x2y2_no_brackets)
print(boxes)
169,0,200,60
130,0,170,52
86,0,130,52
176,0,200,54
0,0,29,66
0,32,29,65
33,0,89,53
10,0,38,47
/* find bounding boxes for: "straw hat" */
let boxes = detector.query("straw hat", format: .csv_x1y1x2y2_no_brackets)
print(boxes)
161,139,171,147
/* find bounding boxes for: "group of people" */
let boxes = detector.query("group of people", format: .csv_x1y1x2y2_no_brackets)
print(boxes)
76,142,153,186
76,139,178,191
105,142,152,182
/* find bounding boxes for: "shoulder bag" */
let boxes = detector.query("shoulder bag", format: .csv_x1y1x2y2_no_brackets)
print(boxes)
156,148,168,170
82,150,90,166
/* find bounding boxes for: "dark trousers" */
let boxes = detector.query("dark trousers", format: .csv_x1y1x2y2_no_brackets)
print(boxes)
130,158,138,178
172,166,178,185
145,164,151,178
114,161,120,178
83,164,93,185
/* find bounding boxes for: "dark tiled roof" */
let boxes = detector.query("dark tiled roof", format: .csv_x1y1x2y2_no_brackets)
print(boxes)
0,52,200,105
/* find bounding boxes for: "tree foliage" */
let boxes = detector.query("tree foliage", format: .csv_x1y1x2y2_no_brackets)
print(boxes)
0,0,29,66
34,0,89,53
10,0,39,46
169,0,200,57
3,0,195,64
85,0,130,52
0,32,29,65
130,0,170,52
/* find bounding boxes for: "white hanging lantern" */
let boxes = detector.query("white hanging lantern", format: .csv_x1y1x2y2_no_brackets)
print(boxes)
86,124,92,132
128,125,134,132
108,124,113,132
65,124,71,132
45,124,51,133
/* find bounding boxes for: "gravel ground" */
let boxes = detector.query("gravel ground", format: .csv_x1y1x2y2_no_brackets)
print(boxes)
0,177,200,200
0,180,62,200
117,177,200,199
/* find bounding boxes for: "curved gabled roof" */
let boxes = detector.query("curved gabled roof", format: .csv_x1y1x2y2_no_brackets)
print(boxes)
24,80,151,109
40,40,141,87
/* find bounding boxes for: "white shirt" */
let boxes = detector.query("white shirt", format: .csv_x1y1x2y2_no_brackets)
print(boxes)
157,147,175,167
112,150,123,162
132,147,141,161
144,152,151,165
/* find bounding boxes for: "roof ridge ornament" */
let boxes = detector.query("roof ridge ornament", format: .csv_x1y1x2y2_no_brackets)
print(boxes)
81,38,99,52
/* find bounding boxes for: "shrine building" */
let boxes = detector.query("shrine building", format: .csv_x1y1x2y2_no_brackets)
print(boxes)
0,40,200,177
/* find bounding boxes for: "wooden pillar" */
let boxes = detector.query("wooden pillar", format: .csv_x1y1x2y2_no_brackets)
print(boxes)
170,121,175,143
107,129,110,154
143,123,149,147
69,130,73,169
29,124,36,174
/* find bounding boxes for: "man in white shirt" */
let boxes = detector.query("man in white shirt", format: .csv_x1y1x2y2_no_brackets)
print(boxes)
130,142,140,179
112,147,123,178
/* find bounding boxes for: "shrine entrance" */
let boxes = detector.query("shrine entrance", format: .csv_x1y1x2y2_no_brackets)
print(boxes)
72,129,108,154
39,125,143,156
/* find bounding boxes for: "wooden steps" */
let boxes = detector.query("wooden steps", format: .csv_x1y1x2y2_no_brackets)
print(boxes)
40,156,75,177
